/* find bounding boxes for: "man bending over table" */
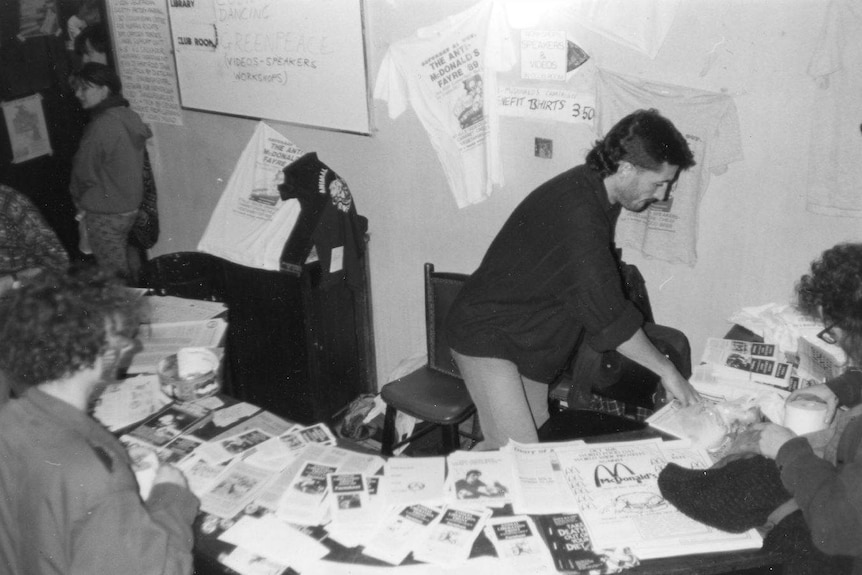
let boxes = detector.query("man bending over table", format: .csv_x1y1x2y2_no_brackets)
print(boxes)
0,268,199,575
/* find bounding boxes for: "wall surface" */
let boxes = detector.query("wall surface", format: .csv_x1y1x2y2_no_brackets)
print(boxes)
148,0,859,387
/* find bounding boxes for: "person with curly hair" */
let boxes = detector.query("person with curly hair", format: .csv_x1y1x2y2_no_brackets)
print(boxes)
445,109,701,449
659,243,862,575
748,242,862,573
0,268,199,574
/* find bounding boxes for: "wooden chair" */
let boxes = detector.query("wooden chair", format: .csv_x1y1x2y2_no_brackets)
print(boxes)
379,263,479,456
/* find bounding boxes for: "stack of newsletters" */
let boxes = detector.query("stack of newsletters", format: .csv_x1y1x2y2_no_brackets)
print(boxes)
121,397,762,575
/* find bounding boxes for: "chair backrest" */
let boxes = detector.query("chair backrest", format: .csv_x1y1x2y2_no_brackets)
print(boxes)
424,263,468,378
140,252,227,302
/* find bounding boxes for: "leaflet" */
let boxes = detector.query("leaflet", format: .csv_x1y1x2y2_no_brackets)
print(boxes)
201,459,276,519
276,460,337,526
412,504,491,566
362,503,442,565
504,440,580,515
444,450,514,507
483,515,556,573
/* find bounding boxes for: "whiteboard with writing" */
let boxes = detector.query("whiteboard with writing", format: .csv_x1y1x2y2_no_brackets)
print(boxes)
167,0,371,134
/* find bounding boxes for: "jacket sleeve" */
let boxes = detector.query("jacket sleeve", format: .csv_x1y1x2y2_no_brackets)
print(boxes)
777,436,862,556
70,119,120,208
69,481,199,575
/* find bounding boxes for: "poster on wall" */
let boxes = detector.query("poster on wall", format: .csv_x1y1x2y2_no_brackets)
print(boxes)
2,94,52,163
108,0,183,126
17,0,61,38
167,0,372,135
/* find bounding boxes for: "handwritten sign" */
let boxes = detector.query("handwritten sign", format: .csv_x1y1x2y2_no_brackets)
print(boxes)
520,30,567,81
109,0,183,126
497,85,595,125
168,0,371,134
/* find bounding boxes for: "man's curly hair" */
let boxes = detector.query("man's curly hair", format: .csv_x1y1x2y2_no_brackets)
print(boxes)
586,108,695,179
0,267,140,388
796,242,862,366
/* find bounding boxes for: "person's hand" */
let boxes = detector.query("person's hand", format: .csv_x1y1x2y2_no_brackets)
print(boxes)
726,422,796,460
153,463,190,490
788,384,838,426
659,371,701,407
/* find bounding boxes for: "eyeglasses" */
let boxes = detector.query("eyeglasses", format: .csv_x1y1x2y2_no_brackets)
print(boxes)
817,322,839,345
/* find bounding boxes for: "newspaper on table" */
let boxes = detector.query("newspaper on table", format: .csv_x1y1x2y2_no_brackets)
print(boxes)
92,374,171,432
193,407,292,444
483,515,556,573
412,503,492,566
197,427,274,465
126,401,211,448
276,460,338,526
444,450,515,507
177,454,227,497
326,472,370,525
218,546,287,575
382,455,446,507
125,318,227,374
218,514,328,572
255,443,383,512
503,440,580,515
159,434,205,464
700,338,794,390
362,503,443,565
242,428,312,471
201,459,278,519
552,438,762,559
324,474,386,548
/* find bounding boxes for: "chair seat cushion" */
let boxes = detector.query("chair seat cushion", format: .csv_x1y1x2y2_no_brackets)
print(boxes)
381,367,473,424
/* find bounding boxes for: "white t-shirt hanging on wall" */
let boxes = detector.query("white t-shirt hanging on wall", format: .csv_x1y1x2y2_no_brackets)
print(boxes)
198,122,304,270
374,0,515,208
805,0,862,218
597,69,743,266
567,0,681,59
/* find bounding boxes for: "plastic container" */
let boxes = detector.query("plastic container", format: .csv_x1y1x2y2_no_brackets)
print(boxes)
157,347,221,402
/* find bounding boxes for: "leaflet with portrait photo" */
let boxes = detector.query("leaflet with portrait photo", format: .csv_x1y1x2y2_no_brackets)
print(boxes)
444,449,515,507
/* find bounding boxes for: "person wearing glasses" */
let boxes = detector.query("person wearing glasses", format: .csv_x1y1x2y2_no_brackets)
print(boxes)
0,268,199,574
662,242,862,574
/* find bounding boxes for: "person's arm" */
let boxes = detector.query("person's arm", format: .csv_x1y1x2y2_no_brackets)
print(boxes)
68,466,199,575
616,328,701,406
773,430,862,557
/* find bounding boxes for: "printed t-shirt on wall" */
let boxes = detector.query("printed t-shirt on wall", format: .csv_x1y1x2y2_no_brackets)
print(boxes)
805,0,862,218
373,0,515,208
198,121,304,271
596,69,743,266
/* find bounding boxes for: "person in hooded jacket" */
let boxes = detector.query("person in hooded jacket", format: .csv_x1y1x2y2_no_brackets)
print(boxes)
70,62,151,282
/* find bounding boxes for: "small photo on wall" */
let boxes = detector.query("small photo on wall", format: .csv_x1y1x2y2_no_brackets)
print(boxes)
534,137,553,159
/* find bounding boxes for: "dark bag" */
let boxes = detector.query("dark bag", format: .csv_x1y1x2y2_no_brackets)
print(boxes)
130,150,159,250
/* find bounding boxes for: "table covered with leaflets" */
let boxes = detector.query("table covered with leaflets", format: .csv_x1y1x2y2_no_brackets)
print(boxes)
93,386,787,575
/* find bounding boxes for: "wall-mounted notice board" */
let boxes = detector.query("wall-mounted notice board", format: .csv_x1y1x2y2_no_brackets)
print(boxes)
167,0,372,135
